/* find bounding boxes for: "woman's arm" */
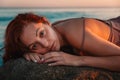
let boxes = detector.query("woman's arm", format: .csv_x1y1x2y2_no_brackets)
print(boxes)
43,51,120,71
81,55,120,71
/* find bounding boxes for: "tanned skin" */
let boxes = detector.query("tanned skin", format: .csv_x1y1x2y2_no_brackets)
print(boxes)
22,18,120,71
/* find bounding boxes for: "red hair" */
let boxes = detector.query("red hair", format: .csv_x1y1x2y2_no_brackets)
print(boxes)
3,13,50,63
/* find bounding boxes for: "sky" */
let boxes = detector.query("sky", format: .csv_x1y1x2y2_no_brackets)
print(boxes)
0,0,120,8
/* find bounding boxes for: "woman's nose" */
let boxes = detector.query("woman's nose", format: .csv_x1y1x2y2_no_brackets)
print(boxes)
37,38,49,48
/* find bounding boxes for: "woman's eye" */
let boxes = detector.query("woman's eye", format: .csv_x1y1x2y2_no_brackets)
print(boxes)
40,30,45,37
31,44,37,50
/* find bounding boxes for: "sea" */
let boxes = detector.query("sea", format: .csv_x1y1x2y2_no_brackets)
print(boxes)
0,7,120,66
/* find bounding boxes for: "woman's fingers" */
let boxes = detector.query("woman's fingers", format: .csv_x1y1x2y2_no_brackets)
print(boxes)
44,55,64,66
43,52,61,60
44,56,61,63
23,51,82,66
23,54,31,61
43,52,65,66
24,53,43,63
33,54,42,62
29,54,38,62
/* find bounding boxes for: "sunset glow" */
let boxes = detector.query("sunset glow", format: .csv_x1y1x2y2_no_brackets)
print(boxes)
0,0,120,7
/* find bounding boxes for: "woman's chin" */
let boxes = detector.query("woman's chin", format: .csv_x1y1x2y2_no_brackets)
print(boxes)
56,45,60,51
52,46,60,51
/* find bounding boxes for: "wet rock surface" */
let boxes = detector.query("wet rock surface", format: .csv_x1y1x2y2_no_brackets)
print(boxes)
0,58,120,80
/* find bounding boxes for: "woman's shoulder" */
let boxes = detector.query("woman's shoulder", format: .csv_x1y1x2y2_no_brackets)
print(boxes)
52,17,84,26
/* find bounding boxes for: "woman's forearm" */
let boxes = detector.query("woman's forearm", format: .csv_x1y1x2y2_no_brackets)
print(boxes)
80,56,120,71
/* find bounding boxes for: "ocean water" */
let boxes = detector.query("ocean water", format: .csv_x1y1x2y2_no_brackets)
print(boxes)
0,7,120,66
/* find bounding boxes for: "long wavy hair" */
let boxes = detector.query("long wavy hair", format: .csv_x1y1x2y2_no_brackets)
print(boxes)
3,13,50,63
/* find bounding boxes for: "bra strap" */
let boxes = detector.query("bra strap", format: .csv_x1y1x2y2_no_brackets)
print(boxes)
107,21,113,42
79,17,85,51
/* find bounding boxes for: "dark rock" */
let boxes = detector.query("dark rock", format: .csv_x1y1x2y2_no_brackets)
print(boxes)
0,58,120,80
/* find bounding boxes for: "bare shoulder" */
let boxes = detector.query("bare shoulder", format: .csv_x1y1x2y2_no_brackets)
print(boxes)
53,18,86,49
85,18,110,30
52,18,81,27
85,18,110,40
52,18,84,36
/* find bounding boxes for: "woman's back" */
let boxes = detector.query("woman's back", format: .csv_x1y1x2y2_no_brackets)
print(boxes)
52,17,111,41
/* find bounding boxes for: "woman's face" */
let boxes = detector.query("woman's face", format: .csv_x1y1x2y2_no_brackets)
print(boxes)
21,23,60,54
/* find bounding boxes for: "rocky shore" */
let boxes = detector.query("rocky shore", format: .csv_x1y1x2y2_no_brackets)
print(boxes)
0,58,120,80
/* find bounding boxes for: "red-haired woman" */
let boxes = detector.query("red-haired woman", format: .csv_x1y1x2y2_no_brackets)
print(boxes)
3,13,120,71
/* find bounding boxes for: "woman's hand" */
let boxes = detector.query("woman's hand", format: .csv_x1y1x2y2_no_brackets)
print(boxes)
43,51,84,66
23,53,44,63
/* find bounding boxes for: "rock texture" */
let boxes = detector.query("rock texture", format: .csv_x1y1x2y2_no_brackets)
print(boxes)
0,58,120,80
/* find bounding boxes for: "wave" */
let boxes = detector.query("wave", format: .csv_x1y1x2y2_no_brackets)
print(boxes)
0,17,14,21
0,12,84,22
0,10,120,22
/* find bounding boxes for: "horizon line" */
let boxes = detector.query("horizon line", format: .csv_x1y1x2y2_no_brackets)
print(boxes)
0,6,120,9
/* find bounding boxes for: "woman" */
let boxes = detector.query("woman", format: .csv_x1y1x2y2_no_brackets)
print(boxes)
3,13,120,71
